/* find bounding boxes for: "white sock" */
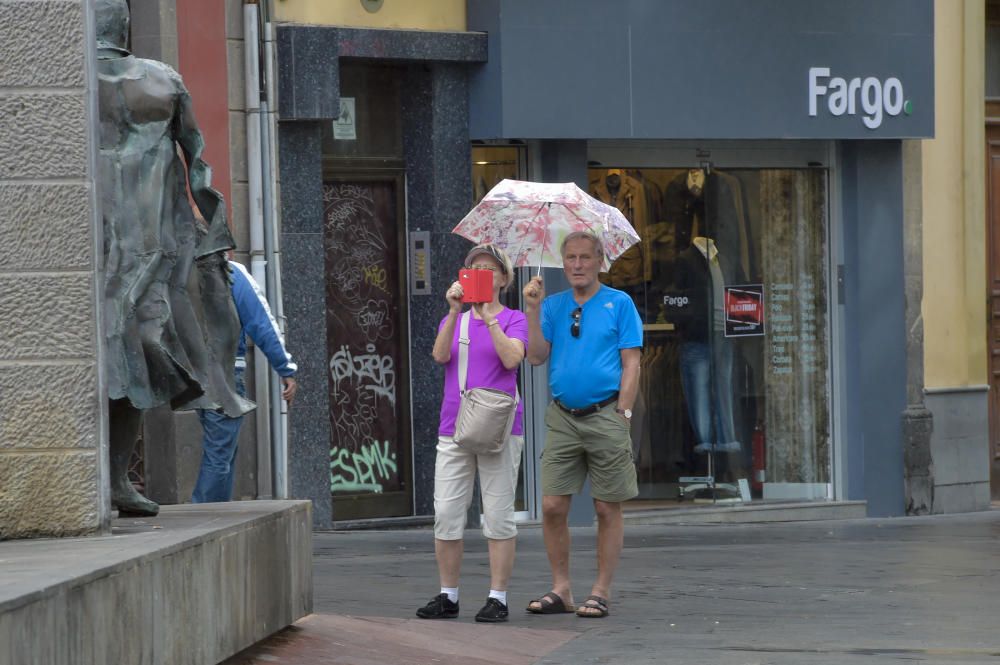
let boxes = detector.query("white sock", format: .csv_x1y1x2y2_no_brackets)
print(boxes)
441,587,458,603
488,589,507,606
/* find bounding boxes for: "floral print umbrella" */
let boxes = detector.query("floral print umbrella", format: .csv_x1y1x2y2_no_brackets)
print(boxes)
452,179,640,271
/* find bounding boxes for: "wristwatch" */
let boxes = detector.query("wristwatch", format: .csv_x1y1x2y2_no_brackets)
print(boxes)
615,407,632,419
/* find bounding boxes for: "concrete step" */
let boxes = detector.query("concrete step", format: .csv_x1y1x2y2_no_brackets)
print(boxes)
622,500,868,525
330,501,869,532
1,501,312,665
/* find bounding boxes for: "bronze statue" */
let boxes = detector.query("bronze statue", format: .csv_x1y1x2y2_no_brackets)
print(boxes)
96,0,253,516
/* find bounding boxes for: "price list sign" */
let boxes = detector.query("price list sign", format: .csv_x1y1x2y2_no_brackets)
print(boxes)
766,277,821,375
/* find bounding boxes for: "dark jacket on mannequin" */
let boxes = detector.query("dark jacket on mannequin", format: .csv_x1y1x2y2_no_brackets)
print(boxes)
662,170,750,281
672,241,744,343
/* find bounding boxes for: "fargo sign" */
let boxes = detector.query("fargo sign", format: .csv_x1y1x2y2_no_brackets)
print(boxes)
808,67,912,130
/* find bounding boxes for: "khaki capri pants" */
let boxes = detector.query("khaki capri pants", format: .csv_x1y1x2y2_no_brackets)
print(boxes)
433,435,524,540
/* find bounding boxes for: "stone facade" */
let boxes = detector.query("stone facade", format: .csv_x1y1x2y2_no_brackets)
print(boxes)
0,0,106,537
274,25,486,527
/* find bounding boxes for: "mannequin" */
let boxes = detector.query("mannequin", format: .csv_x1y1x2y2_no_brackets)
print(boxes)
590,169,651,287
662,168,750,281
686,168,705,198
674,236,740,455
605,171,622,201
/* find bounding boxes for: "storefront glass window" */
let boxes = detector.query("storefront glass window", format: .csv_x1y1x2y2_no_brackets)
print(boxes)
471,145,525,204
588,167,830,505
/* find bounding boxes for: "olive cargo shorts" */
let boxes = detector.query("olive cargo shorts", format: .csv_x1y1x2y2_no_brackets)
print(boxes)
541,401,638,503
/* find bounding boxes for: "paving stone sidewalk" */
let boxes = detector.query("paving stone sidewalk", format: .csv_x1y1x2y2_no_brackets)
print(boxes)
226,510,1000,664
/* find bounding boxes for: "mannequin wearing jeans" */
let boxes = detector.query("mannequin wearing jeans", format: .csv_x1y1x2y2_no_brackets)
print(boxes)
675,238,739,453
679,332,739,453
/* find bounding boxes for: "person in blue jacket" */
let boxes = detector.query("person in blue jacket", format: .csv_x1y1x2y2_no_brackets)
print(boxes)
191,261,298,503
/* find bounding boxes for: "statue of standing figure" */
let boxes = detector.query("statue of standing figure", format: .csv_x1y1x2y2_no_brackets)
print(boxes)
96,0,254,516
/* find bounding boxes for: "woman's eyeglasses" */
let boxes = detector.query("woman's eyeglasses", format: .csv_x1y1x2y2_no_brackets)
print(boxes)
467,263,497,272
570,307,582,338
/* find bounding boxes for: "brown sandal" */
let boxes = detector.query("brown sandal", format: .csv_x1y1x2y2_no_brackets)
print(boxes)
526,591,575,614
575,595,610,618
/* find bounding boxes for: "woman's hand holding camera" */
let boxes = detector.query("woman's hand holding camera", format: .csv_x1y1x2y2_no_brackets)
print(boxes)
472,301,496,326
446,281,463,313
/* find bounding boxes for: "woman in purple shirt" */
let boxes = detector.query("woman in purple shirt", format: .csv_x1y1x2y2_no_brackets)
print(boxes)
416,244,528,624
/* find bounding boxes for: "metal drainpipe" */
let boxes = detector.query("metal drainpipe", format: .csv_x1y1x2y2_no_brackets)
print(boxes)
244,0,273,498
260,9,290,499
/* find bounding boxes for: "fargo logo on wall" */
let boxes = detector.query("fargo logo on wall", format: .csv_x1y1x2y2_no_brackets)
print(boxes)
808,67,912,130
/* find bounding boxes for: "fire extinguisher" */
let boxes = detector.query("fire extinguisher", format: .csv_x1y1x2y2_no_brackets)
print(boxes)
751,422,766,492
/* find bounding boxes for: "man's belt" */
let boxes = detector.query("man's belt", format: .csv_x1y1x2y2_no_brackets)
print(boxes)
555,393,618,418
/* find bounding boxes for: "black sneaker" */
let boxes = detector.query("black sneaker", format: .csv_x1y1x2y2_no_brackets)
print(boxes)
416,593,459,619
474,597,509,623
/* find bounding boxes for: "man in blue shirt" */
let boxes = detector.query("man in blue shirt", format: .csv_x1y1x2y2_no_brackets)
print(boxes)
523,231,642,619
191,261,298,503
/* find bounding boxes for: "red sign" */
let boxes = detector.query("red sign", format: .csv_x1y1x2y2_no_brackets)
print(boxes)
724,284,765,337
459,268,494,303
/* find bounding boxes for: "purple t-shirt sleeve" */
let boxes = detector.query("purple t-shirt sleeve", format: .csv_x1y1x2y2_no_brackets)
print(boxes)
505,309,529,347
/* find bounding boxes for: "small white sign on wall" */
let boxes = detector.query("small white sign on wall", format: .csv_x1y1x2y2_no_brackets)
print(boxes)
333,97,356,140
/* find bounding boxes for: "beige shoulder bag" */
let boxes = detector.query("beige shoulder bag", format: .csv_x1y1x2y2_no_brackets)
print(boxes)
452,311,519,455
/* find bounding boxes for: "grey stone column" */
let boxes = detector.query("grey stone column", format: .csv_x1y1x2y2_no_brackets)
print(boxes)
0,0,108,537
901,140,934,515
277,122,331,528
273,24,486,524
402,63,478,516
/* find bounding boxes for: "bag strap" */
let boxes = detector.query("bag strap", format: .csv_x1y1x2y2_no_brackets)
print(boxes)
457,310,521,404
458,310,471,394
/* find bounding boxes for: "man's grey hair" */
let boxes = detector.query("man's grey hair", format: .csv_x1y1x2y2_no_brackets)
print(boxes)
560,231,605,258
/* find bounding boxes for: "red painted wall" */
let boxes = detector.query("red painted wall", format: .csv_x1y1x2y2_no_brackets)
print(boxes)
175,0,233,225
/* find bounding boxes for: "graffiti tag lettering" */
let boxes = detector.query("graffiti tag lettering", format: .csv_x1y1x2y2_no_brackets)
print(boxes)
329,343,396,405
356,299,393,340
363,264,389,293
330,440,398,493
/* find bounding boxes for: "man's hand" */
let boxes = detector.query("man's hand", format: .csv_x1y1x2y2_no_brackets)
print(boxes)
523,276,544,311
282,377,298,403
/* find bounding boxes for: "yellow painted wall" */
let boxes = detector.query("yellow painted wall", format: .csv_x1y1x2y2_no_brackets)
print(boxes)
271,0,466,31
922,0,986,387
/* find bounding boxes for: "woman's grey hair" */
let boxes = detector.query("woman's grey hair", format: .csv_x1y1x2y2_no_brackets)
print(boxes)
465,243,516,292
560,231,605,258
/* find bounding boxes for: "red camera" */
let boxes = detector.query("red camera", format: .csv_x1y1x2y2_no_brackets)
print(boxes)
459,268,493,304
